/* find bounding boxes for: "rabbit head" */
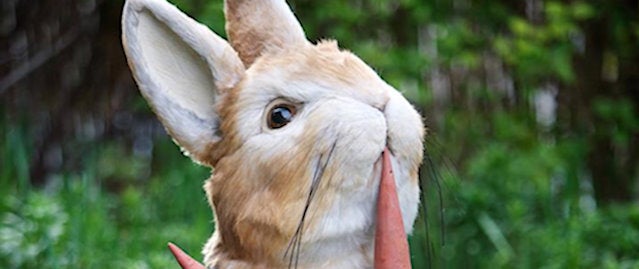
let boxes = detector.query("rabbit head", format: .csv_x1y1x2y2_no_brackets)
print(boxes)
121,0,424,268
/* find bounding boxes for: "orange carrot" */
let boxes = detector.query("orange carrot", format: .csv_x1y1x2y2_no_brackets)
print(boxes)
374,148,412,269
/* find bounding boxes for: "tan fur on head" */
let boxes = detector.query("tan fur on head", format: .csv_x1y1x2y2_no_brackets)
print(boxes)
122,0,424,268
225,0,308,67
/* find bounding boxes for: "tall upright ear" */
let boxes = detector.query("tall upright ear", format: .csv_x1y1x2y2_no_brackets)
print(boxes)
224,0,308,66
122,0,244,165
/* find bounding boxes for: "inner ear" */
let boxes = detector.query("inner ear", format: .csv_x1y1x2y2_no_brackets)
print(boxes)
122,0,244,165
137,10,218,120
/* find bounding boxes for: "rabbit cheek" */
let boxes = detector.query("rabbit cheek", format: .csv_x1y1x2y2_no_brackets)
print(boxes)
203,133,320,265
383,90,425,233
384,91,424,174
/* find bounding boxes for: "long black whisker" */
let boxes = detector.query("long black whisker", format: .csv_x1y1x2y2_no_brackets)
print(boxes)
295,142,337,267
420,169,433,269
284,141,337,269
284,155,321,268
425,148,445,246
421,135,455,268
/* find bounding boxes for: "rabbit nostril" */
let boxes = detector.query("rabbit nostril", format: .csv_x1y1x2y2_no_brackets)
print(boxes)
374,101,388,113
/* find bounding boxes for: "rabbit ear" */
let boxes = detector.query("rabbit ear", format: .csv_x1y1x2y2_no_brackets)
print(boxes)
224,0,308,66
122,0,244,165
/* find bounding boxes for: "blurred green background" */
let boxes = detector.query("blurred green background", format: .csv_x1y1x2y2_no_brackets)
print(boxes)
1,0,638,268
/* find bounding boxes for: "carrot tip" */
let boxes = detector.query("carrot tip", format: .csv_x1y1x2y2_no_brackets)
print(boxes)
374,148,412,269
168,242,206,269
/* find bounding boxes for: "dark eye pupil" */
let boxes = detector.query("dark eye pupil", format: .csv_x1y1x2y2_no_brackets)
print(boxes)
269,106,293,128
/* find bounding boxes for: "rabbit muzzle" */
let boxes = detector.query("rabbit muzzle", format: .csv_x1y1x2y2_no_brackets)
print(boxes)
171,147,412,269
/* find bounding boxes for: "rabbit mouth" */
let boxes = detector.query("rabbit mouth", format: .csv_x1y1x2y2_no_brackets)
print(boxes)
282,144,411,268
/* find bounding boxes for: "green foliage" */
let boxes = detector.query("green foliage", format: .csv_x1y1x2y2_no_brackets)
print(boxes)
593,98,639,145
494,2,595,83
0,124,211,268
410,111,639,268
1,192,67,268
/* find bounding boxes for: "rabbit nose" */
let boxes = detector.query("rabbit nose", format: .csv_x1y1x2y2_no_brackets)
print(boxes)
374,100,388,113
373,93,394,111
373,94,390,113
357,87,390,113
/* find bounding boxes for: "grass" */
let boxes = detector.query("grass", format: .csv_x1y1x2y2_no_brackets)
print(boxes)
0,122,212,268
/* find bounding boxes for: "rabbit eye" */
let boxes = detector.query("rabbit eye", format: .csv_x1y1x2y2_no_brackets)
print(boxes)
267,104,296,129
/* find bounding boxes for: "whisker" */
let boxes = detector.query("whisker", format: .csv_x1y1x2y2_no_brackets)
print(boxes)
420,174,433,269
425,148,445,245
283,140,338,269
283,155,321,268
419,136,452,268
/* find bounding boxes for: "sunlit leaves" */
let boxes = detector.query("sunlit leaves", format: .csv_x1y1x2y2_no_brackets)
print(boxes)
490,2,597,84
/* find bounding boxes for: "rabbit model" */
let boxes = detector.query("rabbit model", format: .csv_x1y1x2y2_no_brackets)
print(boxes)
121,0,425,268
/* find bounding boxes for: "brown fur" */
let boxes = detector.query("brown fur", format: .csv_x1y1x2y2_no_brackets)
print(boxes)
225,0,307,66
